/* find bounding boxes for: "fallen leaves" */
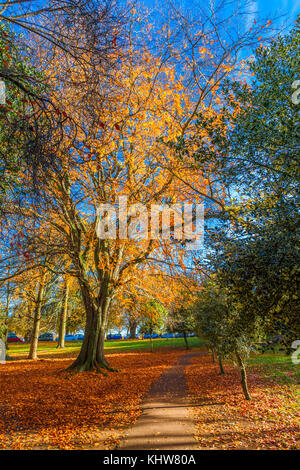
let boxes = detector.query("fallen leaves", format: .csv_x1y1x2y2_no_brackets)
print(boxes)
1,350,298,450
0,350,183,450
186,354,300,450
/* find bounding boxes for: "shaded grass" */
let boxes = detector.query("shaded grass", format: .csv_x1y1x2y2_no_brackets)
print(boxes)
246,350,300,386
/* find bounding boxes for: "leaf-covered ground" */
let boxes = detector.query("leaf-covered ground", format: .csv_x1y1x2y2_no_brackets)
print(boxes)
0,350,184,450
186,354,299,450
1,349,299,450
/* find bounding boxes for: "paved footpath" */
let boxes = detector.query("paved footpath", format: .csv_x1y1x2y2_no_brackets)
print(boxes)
119,352,200,450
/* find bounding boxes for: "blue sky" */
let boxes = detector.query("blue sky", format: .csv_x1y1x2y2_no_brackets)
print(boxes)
259,0,300,19
141,0,300,29
248,0,300,28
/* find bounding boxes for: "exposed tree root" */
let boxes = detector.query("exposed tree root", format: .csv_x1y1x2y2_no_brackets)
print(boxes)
65,359,120,375
104,366,120,372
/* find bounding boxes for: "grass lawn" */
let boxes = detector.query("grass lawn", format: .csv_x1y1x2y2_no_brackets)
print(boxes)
246,349,300,386
7,337,299,387
6,336,205,359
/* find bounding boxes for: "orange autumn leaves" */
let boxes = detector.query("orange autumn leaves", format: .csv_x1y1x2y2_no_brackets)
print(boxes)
8,20,242,342
0,350,184,450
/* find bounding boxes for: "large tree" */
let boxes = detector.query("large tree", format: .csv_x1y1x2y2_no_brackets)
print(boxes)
0,2,268,373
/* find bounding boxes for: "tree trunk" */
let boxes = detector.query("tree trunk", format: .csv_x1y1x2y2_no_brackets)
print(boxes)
2,280,10,351
3,306,9,352
67,283,116,373
183,331,189,350
68,311,108,372
28,274,46,360
150,335,153,353
218,355,225,374
24,329,31,343
56,280,69,349
129,319,138,339
211,347,216,363
235,348,251,400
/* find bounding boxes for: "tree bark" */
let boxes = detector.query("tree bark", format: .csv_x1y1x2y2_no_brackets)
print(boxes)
235,348,251,400
183,331,189,350
56,280,69,349
28,273,46,360
211,347,216,363
66,230,124,373
67,280,116,372
68,309,108,371
218,354,225,374
129,319,138,339
3,284,10,350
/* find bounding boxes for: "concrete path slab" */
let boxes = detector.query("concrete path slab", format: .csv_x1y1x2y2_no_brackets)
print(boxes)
119,352,200,450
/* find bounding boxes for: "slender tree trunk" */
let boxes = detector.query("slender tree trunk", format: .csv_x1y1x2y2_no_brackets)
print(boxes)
28,274,46,360
183,331,189,350
218,355,225,374
3,283,10,351
57,280,69,349
211,347,216,363
235,348,251,400
1,278,11,352
150,335,153,353
25,303,33,343
25,329,31,343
